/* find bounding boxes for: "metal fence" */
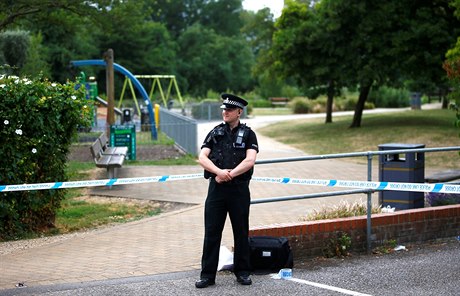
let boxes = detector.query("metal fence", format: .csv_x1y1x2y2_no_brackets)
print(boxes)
186,102,248,121
159,107,198,155
252,146,460,253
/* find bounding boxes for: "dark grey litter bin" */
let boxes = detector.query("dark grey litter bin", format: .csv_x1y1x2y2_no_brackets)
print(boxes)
140,107,150,131
378,143,425,210
122,108,133,124
410,92,422,110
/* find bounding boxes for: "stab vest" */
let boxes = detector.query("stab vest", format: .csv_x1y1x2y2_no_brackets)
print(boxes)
204,123,253,181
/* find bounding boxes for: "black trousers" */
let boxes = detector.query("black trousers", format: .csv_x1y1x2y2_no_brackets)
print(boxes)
200,179,251,279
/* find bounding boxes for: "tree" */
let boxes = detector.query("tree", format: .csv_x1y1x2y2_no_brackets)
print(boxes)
22,9,101,82
271,1,345,123
0,0,100,31
177,24,253,96
201,0,243,36
271,0,460,127
241,8,288,99
20,32,51,78
0,30,30,75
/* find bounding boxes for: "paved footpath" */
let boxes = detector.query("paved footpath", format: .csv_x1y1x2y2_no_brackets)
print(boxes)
0,108,438,291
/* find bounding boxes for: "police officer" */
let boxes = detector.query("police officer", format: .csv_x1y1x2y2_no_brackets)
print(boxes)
195,93,259,288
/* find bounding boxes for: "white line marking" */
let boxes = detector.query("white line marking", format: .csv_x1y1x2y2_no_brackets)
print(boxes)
288,278,373,296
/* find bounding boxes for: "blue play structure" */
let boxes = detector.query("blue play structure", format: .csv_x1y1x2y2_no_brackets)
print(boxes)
70,59,157,140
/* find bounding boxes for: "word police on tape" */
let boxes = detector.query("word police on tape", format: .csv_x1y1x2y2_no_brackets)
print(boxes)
1,174,460,194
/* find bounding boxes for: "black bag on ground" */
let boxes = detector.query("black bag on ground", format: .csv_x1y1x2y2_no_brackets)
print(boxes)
248,236,293,274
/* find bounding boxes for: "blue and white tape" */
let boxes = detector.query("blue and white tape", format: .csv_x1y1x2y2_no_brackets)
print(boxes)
0,174,203,192
1,174,460,194
251,177,457,193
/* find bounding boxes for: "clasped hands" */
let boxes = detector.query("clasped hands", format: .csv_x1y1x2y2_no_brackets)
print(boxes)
215,169,233,183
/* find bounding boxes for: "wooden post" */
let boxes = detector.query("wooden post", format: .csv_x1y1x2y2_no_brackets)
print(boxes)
104,49,115,137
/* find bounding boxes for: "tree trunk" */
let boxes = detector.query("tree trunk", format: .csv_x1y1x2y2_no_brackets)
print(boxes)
350,83,372,128
442,96,449,109
325,80,334,123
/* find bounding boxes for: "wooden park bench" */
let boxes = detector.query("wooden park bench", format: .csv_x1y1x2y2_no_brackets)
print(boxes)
425,169,460,183
90,136,126,179
269,97,289,107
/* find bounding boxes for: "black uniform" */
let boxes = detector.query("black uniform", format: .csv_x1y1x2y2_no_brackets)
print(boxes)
200,122,259,280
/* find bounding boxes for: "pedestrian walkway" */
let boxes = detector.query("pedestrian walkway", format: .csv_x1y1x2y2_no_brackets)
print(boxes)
0,107,421,290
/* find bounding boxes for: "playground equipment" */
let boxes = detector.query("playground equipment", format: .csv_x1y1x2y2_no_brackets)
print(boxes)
120,75,184,116
70,59,158,140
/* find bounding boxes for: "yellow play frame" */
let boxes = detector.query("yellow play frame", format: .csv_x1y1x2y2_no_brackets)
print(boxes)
119,75,184,115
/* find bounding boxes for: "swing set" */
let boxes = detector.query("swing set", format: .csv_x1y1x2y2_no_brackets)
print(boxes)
119,75,184,115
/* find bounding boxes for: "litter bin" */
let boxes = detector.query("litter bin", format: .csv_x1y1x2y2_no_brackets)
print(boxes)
410,92,421,110
122,108,133,124
378,143,425,210
140,107,150,131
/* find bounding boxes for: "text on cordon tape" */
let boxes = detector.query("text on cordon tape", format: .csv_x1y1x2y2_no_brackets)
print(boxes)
0,174,459,194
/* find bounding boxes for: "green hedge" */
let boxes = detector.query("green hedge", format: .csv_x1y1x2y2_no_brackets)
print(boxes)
0,74,90,240
368,86,410,108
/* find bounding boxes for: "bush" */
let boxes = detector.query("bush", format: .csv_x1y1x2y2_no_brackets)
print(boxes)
0,74,90,240
301,200,381,221
425,192,460,207
323,231,352,258
335,96,375,111
289,97,312,114
368,86,410,108
251,99,272,108
0,30,30,75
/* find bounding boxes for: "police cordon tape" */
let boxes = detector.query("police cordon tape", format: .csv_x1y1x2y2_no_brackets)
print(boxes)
0,173,459,194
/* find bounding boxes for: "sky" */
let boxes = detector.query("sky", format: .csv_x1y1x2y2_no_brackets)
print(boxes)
242,0,284,18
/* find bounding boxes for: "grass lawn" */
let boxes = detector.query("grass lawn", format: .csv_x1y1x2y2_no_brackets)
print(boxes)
258,109,460,169
50,160,166,237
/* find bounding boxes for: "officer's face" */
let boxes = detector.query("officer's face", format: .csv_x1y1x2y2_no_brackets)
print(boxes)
222,107,241,123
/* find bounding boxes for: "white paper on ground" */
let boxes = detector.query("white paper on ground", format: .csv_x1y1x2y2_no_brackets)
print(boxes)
217,245,234,271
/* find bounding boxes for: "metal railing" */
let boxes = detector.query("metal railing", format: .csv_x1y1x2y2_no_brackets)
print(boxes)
252,146,460,253
159,107,198,154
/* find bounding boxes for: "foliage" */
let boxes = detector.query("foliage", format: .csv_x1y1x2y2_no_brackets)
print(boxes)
177,23,254,96
425,193,460,207
2,0,459,114
289,97,312,114
251,99,272,108
272,0,460,127
367,86,410,108
302,200,381,221
149,0,243,38
0,0,101,31
323,231,352,258
0,0,260,98
20,32,51,78
0,30,30,75
443,58,460,112
29,9,101,83
372,239,397,255
334,97,375,111
0,74,91,240
288,96,375,114
443,56,460,150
